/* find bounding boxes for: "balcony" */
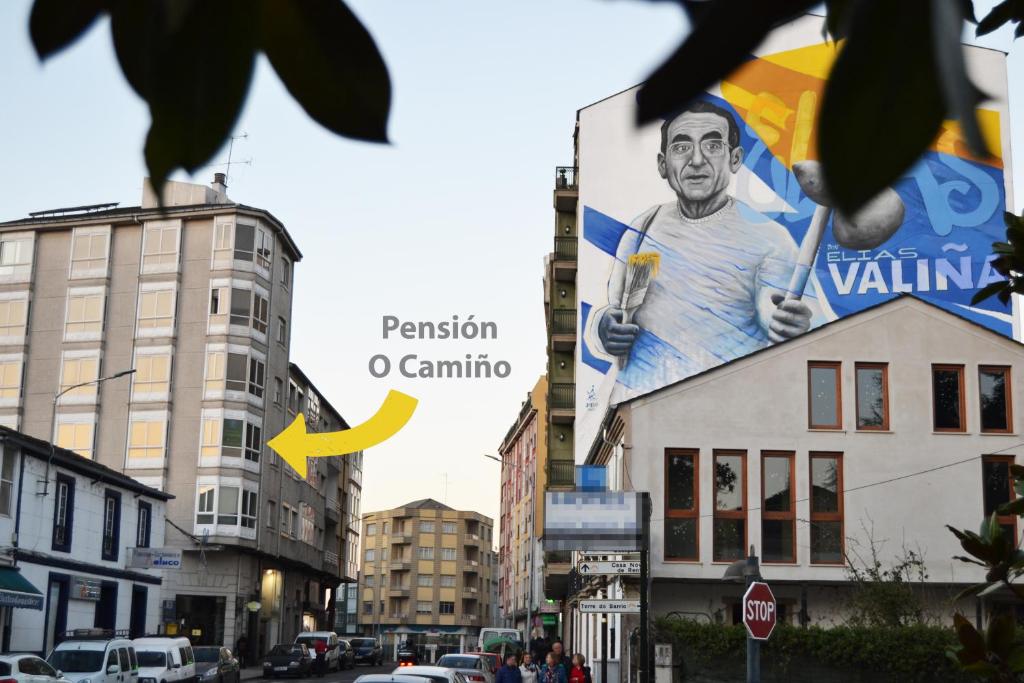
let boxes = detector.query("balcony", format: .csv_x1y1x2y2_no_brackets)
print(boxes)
463,562,480,574
553,237,577,282
391,532,413,545
323,550,339,573
390,561,412,571
550,383,575,423
551,309,576,351
548,459,575,488
325,498,341,524
389,586,411,597
464,534,481,546
544,551,572,599
554,167,578,212
462,586,480,599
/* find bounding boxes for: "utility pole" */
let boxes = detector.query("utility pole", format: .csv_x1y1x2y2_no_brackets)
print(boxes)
638,493,651,683
745,549,762,683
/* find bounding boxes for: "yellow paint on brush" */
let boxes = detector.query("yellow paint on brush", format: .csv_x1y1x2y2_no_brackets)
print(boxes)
628,252,660,277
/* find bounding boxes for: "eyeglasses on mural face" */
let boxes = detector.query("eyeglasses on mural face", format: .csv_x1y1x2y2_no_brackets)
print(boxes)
667,139,731,158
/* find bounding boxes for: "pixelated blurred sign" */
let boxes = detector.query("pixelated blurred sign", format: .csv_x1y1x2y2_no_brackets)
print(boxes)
543,491,642,551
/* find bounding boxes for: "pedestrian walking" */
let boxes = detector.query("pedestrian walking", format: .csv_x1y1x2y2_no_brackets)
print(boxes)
235,636,248,669
568,654,591,683
520,653,539,683
313,638,327,677
496,654,522,683
540,653,567,683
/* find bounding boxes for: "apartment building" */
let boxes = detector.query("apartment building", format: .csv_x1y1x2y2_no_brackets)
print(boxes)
358,499,496,659
0,427,170,653
575,296,1024,678
497,376,547,636
0,176,360,653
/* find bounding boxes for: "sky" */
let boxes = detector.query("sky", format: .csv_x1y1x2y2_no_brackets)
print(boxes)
0,1,1022,532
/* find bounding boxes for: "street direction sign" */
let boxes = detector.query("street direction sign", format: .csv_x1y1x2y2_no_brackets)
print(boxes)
578,560,641,575
579,599,640,614
742,581,777,641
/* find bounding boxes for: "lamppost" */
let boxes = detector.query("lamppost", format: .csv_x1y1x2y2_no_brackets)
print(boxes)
40,368,136,496
485,451,535,646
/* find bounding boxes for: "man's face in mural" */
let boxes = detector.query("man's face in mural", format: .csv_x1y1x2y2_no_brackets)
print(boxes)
658,111,744,216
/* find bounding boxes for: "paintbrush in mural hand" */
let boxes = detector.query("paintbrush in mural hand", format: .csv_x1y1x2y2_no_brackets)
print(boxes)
618,252,660,369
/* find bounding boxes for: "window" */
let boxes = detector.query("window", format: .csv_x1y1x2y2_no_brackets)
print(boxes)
101,490,121,561
242,490,258,529
381,573,388,587
300,503,315,543
0,298,27,340
762,452,795,564
366,549,376,562
809,453,844,564
417,547,434,560
201,414,242,459
420,521,435,533
363,602,373,615
277,317,287,345
418,575,433,587
205,351,225,393
59,354,97,402
227,353,248,392
65,290,104,337
196,486,215,524
255,228,273,269
439,602,455,614
266,500,276,528
274,378,283,405
52,474,74,551
137,501,152,548
217,486,239,525
983,456,1017,540
441,548,456,561
933,364,966,431
383,521,390,535
307,393,321,426
252,293,269,334
133,352,171,397
664,449,698,561
416,601,432,614
442,522,457,534
440,575,456,587
128,416,166,465
234,223,255,261
280,257,291,287
142,221,180,271
248,357,265,398
0,445,13,516
0,234,33,278
980,366,1012,433
137,289,175,333
70,228,109,278
213,220,233,262
808,362,841,429
56,420,94,459
230,287,251,327
713,451,746,562
0,358,22,401
366,523,377,536
855,363,889,430
245,423,262,463
365,575,375,587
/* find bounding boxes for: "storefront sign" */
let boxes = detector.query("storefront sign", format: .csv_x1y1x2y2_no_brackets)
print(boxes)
73,577,101,601
128,548,182,569
0,589,43,610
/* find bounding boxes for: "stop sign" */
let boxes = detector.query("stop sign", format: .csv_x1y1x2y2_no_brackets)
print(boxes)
742,581,777,640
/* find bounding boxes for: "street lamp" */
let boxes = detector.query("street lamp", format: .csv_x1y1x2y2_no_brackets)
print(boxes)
485,452,535,646
723,545,762,683
40,368,136,496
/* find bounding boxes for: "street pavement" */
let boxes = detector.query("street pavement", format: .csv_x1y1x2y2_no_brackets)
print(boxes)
240,664,395,683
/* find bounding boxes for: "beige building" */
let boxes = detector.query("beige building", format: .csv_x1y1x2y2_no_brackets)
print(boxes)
0,176,361,655
358,499,496,658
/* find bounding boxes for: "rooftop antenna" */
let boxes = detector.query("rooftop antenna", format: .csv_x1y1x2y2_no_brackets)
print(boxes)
206,132,253,184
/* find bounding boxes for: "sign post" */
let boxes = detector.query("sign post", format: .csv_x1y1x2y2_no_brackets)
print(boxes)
738,553,773,683
639,493,652,683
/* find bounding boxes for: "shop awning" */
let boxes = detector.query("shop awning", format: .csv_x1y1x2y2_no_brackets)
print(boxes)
0,567,44,610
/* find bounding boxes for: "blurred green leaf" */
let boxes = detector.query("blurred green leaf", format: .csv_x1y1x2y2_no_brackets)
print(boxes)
29,0,107,59
260,0,390,143
977,0,1024,36
954,613,987,663
819,0,946,213
930,0,988,158
986,613,1016,660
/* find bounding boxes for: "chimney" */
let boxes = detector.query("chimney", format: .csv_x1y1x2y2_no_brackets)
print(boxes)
212,172,228,195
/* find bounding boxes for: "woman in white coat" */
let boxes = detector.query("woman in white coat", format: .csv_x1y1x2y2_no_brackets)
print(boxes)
520,652,539,683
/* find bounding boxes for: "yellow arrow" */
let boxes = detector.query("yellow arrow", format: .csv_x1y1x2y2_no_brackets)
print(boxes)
268,389,418,477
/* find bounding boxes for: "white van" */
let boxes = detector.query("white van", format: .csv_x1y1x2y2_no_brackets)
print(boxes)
293,632,339,672
48,632,139,683
133,637,196,683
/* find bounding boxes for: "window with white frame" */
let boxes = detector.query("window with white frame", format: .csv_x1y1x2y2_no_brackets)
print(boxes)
209,285,228,329
416,601,432,614
213,219,234,263
137,287,176,335
440,575,456,588
242,490,257,528
245,422,262,462
417,575,433,587
234,223,255,262
200,411,244,460
196,485,215,524
280,257,290,287
440,548,456,561
255,227,273,270
59,352,98,404
0,445,14,516
442,521,457,534
274,378,283,405
307,392,320,426
132,349,171,398
205,349,226,393
127,413,167,466
195,479,258,536
141,221,180,272
0,356,22,403
277,317,287,345
0,233,33,281
0,296,28,342
252,292,268,334
280,503,292,535
300,503,315,543
69,227,110,278
248,357,265,399
55,415,95,459
229,287,251,327
64,288,105,339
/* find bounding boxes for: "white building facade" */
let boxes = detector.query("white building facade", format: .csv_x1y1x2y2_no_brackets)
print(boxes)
575,297,1024,681
0,427,169,654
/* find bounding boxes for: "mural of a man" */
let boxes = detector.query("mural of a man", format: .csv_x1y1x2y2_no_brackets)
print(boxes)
588,100,829,397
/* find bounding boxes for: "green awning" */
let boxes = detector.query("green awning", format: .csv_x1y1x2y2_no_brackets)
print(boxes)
0,567,43,610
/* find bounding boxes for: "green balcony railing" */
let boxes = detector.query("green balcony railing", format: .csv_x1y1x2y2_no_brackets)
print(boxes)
548,459,575,487
552,309,577,335
554,236,577,260
551,383,574,410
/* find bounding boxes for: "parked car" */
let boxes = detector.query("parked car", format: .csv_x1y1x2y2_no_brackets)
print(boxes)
388,667,465,683
463,654,499,677
434,656,494,683
337,641,356,670
353,676,432,683
349,639,384,666
192,648,238,683
0,654,71,683
48,632,138,683
293,632,340,672
261,645,312,679
132,637,196,683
